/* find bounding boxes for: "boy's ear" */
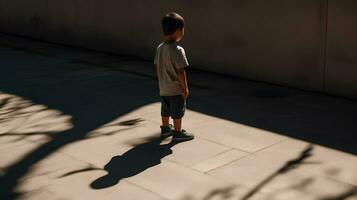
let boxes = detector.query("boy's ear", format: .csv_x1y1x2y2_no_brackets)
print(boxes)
174,29,181,35
176,27,184,33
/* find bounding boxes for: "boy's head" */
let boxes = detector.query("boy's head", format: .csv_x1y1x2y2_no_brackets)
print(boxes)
162,12,185,42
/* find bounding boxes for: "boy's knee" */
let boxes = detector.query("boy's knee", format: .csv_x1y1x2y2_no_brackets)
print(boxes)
171,95,185,119
171,111,185,119
161,110,171,117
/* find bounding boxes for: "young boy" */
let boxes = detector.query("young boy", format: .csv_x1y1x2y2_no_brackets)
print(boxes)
154,12,194,142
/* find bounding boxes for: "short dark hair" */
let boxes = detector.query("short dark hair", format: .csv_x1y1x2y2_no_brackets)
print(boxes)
161,12,185,36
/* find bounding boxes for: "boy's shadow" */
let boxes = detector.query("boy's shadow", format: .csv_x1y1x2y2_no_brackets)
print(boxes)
90,135,178,189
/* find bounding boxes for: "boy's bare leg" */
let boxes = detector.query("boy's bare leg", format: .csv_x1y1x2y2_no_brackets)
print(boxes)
162,116,170,127
173,118,182,132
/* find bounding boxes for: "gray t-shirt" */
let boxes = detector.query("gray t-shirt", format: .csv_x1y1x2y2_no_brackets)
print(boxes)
154,42,189,96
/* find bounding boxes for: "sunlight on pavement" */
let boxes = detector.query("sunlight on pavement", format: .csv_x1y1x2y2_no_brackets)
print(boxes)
0,91,73,168
1,98,356,200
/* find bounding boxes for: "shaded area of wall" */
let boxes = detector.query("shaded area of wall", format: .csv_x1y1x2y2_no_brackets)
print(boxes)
184,1,326,92
325,0,357,99
0,0,355,98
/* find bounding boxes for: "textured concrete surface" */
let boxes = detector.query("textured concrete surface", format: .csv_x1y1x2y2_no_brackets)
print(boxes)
0,34,356,200
1,1,357,99
325,1,357,98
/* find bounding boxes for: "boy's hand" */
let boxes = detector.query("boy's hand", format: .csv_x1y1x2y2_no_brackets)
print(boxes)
182,89,189,99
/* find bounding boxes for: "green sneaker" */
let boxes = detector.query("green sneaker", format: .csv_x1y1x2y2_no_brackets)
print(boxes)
172,129,194,142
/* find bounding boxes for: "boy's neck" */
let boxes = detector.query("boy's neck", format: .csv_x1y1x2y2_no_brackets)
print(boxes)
164,36,177,43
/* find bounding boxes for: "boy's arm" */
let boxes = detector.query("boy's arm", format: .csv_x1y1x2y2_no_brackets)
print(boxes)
178,68,189,99
173,47,189,98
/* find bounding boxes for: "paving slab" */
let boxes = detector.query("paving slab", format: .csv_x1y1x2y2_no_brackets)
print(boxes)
208,139,357,199
165,138,231,167
58,136,130,168
190,119,288,153
126,160,236,200
17,189,57,200
16,153,90,193
45,171,165,200
255,139,357,186
0,140,43,170
192,149,249,173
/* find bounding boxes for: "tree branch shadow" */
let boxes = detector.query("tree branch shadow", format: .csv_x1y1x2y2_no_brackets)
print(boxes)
319,188,357,200
240,144,315,200
0,81,157,200
181,145,317,200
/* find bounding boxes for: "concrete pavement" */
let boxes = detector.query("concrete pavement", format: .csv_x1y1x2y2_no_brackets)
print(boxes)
0,34,356,200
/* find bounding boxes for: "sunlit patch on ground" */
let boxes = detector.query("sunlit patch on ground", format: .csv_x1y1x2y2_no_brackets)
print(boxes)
0,92,73,142
0,92,73,170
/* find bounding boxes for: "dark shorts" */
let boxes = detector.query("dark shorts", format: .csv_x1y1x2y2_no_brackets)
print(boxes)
161,95,186,119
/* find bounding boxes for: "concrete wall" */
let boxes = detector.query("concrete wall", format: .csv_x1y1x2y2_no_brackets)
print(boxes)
0,0,356,98
325,0,357,98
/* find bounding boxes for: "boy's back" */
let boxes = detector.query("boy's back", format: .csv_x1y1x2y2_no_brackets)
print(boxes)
154,41,189,96
154,12,194,142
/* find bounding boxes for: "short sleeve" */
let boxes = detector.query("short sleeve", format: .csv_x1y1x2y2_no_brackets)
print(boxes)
173,47,189,70
154,49,158,65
